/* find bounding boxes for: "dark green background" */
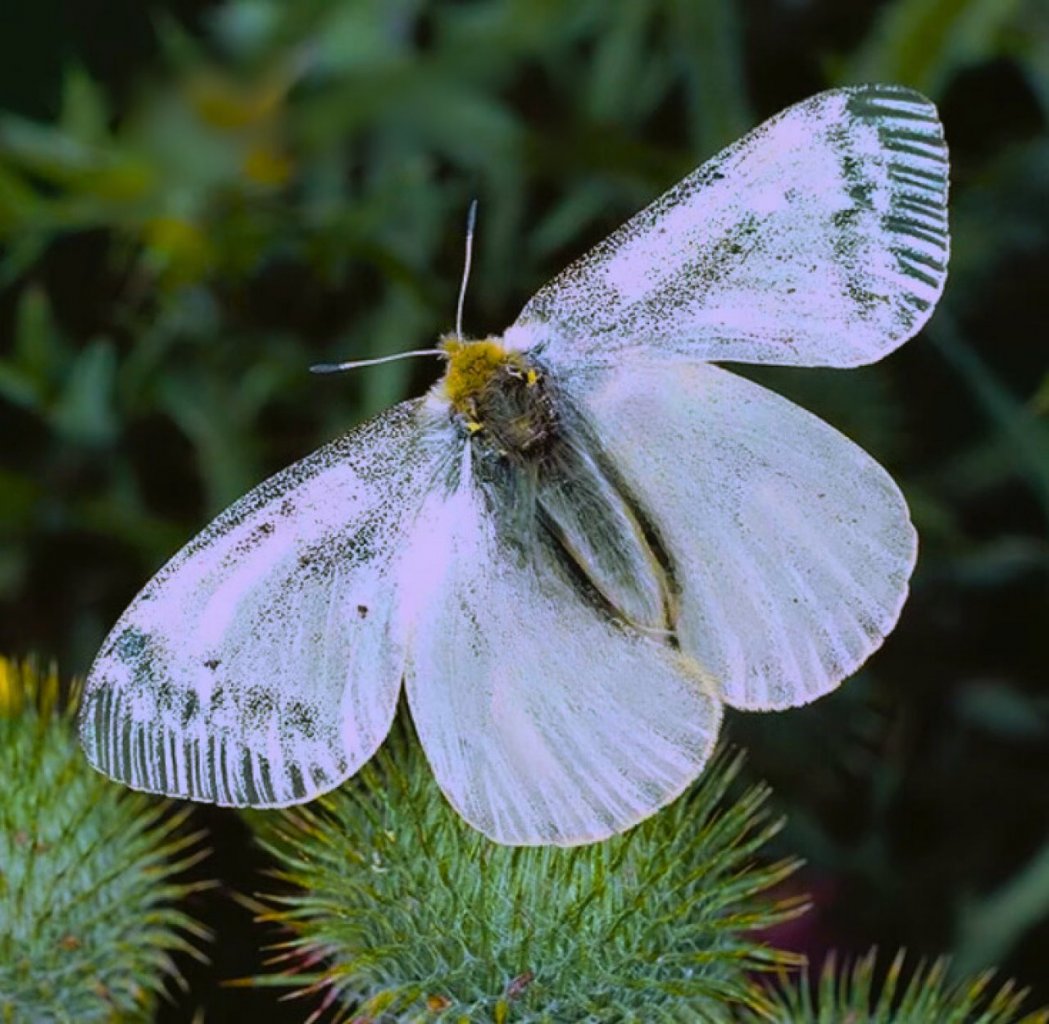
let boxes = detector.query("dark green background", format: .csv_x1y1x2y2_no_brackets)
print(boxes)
1,0,1046,1019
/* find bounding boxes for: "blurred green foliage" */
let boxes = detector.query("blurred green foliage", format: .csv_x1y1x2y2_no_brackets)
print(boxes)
0,0,1047,1019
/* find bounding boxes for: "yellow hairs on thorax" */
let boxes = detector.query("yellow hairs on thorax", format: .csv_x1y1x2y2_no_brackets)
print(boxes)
440,336,527,414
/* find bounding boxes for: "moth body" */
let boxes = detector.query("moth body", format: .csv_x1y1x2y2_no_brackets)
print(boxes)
79,84,949,847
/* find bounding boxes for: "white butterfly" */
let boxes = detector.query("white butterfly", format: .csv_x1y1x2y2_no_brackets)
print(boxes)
79,85,949,846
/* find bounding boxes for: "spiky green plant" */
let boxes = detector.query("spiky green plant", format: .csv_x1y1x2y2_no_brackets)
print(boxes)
743,948,1049,1024
0,658,210,1023
250,729,804,1022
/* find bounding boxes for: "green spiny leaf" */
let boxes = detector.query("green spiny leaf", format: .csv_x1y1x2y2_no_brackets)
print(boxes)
0,658,211,1023
744,948,1048,1023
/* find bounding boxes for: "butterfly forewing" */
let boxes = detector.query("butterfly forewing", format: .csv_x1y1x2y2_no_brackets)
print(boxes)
80,401,439,807
508,85,948,370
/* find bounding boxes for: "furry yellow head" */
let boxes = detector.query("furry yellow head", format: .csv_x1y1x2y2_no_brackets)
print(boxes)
439,336,529,416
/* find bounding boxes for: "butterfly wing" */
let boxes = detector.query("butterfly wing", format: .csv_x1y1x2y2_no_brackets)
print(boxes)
567,359,916,710
402,470,722,847
507,85,948,369
80,401,441,807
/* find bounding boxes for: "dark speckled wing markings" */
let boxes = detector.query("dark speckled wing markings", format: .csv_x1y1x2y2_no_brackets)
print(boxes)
505,84,948,370
79,401,437,808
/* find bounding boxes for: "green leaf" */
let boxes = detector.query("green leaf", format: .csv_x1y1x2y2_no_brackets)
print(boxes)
157,364,277,513
1010,0,1049,119
583,1,658,125
0,163,44,235
59,66,110,145
927,313,1049,524
0,286,64,411
671,0,752,155
0,114,103,182
956,842,1049,977
14,284,64,385
839,0,1026,97
51,338,119,447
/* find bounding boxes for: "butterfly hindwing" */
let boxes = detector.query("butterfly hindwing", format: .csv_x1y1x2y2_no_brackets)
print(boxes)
403,475,722,846
569,358,917,710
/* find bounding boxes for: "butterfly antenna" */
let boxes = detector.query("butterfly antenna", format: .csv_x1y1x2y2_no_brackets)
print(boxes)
309,349,444,374
455,198,478,340
310,201,477,375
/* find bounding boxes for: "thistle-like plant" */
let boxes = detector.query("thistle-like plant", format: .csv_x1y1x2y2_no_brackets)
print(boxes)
0,658,210,1023
743,948,1048,1024
250,727,804,1022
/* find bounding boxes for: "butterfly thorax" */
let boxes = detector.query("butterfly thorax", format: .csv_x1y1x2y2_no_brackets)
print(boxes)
438,336,557,463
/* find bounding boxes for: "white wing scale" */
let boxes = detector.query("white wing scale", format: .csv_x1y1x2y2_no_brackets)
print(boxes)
80,401,439,807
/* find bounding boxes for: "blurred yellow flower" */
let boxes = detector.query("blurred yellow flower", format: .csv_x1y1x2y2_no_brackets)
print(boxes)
143,214,215,284
0,656,61,719
243,142,294,187
186,70,288,130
